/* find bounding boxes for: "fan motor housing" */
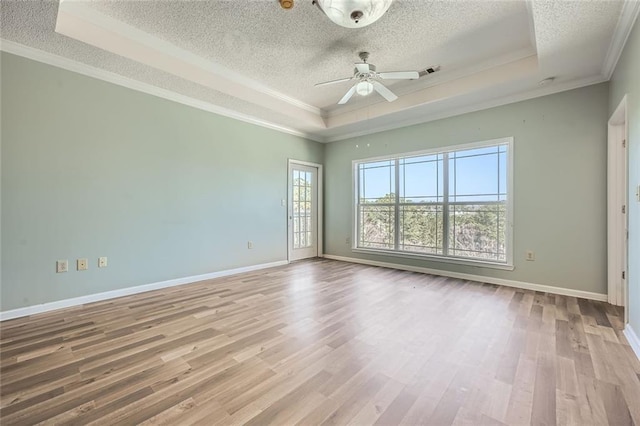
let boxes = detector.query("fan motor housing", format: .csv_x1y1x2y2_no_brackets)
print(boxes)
355,64,376,75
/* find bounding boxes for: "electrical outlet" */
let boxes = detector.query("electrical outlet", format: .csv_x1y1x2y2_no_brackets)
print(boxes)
77,258,88,271
56,260,68,273
98,257,108,268
346,237,351,245
281,199,286,207
248,241,253,249
525,251,535,261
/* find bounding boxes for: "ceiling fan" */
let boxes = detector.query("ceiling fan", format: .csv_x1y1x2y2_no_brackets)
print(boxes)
315,52,419,105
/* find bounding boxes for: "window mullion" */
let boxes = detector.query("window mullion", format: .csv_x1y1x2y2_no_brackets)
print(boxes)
442,152,450,256
496,150,501,260
394,159,400,251
358,165,363,247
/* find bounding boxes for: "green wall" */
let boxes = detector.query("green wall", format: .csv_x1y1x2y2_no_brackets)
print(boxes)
0,47,621,313
324,83,610,295
0,52,323,311
609,18,640,334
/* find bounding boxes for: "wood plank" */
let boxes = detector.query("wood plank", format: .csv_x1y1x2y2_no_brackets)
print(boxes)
531,349,557,426
505,355,536,425
597,379,634,426
0,259,638,425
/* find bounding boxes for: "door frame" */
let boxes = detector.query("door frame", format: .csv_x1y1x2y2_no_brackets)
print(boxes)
287,159,323,262
607,95,628,315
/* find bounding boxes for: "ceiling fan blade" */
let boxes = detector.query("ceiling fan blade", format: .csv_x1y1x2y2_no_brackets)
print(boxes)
372,81,398,102
378,71,420,80
338,85,357,105
315,77,354,87
355,63,370,74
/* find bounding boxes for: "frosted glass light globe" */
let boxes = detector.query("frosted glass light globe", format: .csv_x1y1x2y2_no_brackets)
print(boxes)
315,0,393,28
356,81,374,96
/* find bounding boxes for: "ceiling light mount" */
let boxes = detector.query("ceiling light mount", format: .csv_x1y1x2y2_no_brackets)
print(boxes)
312,0,393,28
279,0,294,9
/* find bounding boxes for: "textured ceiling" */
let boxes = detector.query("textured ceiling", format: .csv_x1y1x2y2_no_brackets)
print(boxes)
88,0,533,109
0,0,315,132
0,0,634,141
532,0,623,78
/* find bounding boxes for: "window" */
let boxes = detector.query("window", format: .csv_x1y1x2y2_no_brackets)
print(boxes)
354,138,512,267
292,170,313,249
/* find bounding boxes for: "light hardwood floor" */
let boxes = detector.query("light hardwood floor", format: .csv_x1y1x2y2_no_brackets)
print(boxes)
1,259,639,425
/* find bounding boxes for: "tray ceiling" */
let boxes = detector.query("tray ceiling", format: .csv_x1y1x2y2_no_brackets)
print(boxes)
1,0,638,142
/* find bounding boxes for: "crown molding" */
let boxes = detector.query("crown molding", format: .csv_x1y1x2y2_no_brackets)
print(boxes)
0,39,324,142
602,0,640,80
322,74,607,143
56,0,322,116
55,0,325,128
0,39,608,145
4,0,628,145
2,38,606,145
323,47,538,118
325,55,539,130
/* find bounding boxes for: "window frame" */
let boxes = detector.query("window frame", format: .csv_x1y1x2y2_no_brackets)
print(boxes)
351,137,514,270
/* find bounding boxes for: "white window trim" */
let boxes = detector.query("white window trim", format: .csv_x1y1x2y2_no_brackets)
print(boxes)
351,137,514,270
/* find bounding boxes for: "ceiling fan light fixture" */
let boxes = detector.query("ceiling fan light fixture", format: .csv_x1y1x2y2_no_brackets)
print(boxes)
315,52,417,105
313,0,393,28
356,80,374,96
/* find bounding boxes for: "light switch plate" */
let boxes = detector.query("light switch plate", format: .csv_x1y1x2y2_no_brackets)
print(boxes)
98,257,108,268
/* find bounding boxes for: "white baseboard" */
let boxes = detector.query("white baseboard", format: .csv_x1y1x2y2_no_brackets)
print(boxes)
323,254,608,302
0,260,288,322
623,325,640,361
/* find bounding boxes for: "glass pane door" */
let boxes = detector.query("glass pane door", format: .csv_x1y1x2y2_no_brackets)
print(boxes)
289,163,318,260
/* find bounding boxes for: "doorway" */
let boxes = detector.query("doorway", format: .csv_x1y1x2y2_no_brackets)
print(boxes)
607,95,628,321
288,160,323,261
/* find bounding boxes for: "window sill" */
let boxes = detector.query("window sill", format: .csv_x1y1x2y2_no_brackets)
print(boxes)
351,248,515,271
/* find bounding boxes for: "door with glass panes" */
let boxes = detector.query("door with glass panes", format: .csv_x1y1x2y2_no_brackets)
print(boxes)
289,163,318,260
